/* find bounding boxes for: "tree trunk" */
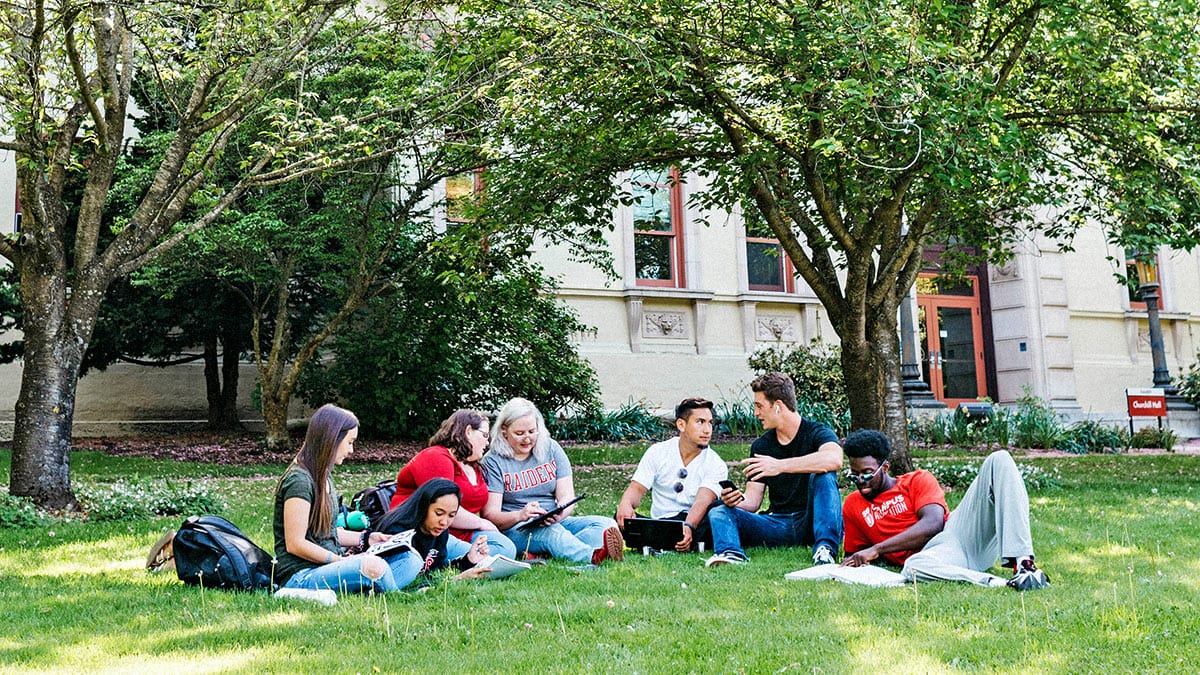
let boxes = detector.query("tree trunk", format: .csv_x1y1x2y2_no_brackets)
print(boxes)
203,336,222,429
832,294,914,473
872,296,914,474
9,268,103,509
218,332,243,430
11,354,82,510
261,390,292,452
203,334,244,431
838,320,886,432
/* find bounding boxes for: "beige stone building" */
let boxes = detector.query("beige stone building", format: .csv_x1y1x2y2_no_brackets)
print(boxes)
2,158,1198,437
535,168,1200,437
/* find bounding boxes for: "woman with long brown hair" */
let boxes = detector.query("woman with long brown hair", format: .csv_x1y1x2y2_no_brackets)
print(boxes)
388,409,517,560
272,404,400,593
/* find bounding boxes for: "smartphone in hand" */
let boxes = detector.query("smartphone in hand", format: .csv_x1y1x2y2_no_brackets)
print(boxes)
718,479,743,506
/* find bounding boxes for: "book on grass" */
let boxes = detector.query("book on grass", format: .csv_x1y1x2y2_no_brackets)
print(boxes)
363,529,416,557
471,554,531,580
784,563,907,587
516,494,587,531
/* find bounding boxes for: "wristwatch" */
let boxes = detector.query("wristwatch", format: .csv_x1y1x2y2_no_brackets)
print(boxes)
682,522,696,531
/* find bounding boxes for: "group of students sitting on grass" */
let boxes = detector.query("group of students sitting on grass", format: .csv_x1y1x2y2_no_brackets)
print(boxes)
273,372,1049,597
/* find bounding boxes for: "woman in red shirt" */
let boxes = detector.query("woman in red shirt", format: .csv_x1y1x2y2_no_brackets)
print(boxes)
388,410,517,559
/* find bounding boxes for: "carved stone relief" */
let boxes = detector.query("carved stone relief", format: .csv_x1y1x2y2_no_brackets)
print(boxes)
643,311,688,338
991,259,1020,282
1138,327,1172,353
756,316,797,342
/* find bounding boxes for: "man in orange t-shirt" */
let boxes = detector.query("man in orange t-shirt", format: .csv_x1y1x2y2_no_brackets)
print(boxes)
842,463,948,568
840,430,1049,590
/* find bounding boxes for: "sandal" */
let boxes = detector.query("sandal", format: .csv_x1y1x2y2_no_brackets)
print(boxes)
146,530,176,572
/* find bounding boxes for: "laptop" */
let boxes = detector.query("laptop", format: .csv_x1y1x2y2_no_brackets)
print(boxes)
623,517,685,552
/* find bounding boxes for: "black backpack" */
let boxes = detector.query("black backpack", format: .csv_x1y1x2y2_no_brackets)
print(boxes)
174,515,275,591
351,479,397,524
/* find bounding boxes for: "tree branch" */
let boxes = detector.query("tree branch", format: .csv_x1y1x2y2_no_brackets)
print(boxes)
117,353,207,367
1006,104,1200,120
64,16,108,142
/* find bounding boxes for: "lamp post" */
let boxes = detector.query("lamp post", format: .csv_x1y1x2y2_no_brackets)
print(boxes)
899,286,944,408
1133,252,1195,410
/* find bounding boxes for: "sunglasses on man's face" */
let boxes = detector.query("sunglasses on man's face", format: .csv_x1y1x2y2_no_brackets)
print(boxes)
846,463,886,485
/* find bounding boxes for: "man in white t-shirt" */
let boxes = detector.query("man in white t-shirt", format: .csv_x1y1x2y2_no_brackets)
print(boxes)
615,397,728,551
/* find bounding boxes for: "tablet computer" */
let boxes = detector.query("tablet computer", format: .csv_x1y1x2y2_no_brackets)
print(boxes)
623,517,685,551
516,493,587,531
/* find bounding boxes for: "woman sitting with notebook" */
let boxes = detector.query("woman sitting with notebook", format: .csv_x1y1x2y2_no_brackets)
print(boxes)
480,397,625,566
373,479,495,586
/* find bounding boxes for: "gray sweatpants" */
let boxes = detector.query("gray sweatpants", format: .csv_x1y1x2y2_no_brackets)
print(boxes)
901,450,1035,587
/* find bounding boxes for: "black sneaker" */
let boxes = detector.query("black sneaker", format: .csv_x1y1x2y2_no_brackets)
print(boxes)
1007,559,1050,591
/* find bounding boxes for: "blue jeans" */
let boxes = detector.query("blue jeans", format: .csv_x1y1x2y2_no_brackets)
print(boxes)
460,529,518,560
709,471,842,559
384,530,520,588
503,515,616,563
387,550,427,588
283,556,399,594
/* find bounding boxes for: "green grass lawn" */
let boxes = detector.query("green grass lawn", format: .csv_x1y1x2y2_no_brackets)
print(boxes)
2,448,1198,673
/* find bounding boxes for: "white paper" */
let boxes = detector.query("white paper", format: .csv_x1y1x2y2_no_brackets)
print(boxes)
784,564,907,587
472,554,531,580
364,529,415,557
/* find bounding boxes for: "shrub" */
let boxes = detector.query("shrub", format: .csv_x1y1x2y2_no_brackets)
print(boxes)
550,399,670,443
917,458,1061,492
909,408,1012,448
982,407,1013,448
1130,426,1179,451
748,338,848,433
908,413,950,445
77,480,226,522
300,258,601,440
1060,420,1129,455
797,399,852,438
1180,358,1200,408
0,491,52,529
1010,387,1063,449
713,393,762,438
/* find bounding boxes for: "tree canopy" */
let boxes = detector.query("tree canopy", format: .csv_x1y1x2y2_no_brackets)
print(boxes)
0,0,471,506
457,0,1200,469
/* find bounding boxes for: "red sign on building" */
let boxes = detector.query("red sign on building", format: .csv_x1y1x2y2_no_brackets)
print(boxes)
1126,388,1167,418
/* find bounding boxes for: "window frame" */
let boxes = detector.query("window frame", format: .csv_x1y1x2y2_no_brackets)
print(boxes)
445,169,486,225
745,236,795,293
631,166,686,288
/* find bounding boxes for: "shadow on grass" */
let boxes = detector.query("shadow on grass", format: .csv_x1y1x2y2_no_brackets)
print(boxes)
3,453,1200,671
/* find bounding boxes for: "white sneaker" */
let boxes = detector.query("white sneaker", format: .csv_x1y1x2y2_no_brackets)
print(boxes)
812,545,837,566
275,588,338,606
705,552,748,568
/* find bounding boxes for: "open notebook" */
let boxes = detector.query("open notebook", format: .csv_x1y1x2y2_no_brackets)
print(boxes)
363,529,416,557
785,564,907,587
471,554,531,580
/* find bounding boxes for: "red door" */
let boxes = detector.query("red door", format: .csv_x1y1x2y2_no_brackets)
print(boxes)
916,275,987,407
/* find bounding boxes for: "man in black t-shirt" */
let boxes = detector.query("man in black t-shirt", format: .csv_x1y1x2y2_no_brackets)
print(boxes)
706,372,844,568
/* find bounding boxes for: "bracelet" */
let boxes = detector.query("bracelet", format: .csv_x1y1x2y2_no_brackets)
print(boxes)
682,522,696,531
325,552,332,564
360,530,371,549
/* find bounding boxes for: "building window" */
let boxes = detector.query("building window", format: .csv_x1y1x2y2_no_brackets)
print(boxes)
446,170,484,224
631,167,684,287
744,218,793,293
